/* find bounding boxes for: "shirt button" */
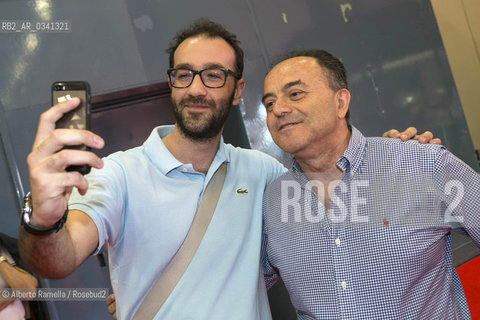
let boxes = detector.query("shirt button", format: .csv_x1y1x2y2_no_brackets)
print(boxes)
182,168,188,173
350,171,354,177
341,281,347,289
335,238,341,246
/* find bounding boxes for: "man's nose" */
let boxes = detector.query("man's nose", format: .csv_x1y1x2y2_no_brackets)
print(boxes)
186,74,207,97
272,98,292,117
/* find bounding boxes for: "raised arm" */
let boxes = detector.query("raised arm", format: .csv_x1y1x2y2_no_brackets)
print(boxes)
19,98,105,279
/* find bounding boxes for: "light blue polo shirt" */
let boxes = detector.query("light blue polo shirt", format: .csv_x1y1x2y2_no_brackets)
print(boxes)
69,125,286,320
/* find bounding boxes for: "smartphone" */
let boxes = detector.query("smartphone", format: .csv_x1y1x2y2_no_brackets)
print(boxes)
52,81,91,175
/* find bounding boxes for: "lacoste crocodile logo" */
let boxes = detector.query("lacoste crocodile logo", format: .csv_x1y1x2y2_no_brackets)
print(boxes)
236,188,248,194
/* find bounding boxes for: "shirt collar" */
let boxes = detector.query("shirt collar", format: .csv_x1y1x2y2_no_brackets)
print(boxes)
337,125,366,175
291,125,366,178
144,125,228,176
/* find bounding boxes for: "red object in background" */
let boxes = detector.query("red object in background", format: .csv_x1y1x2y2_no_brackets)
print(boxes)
457,256,480,319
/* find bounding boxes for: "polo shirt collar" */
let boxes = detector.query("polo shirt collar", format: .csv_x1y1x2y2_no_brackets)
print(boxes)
143,125,228,176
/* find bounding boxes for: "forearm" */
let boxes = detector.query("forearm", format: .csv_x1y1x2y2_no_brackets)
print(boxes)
18,225,77,279
0,262,38,289
19,209,99,279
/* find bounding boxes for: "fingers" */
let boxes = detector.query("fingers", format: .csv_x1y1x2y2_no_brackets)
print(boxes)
34,97,104,155
414,131,442,144
107,303,117,319
28,100,105,188
29,99,104,176
28,170,91,226
416,131,442,144
382,129,400,138
416,131,433,144
106,294,116,318
28,148,103,181
27,148,103,224
29,149,102,196
106,293,115,305
383,127,442,145
397,127,418,141
30,166,90,196
382,127,417,141
34,97,81,148
29,132,104,170
383,127,418,141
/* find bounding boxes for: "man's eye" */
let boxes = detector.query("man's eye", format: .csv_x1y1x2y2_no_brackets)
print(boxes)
290,91,304,99
176,72,191,80
206,71,223,80
264,101,275,110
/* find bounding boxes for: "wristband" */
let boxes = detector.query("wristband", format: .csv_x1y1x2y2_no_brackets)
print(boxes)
21,192,69,236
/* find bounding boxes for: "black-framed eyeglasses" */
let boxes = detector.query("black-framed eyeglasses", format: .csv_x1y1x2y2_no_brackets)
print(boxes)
167,67,239,88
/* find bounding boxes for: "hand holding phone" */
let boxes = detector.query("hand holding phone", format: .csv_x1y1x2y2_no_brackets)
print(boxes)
22,82,103,230
52,81,91,175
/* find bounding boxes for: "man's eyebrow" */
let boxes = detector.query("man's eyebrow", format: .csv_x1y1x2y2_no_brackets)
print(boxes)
172,63,224,70
262,92,275,105
203,63,224,69
262,80,306,104
173,63,193,69
283,80,306,90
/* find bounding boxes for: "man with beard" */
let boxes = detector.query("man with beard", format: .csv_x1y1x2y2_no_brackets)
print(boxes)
19,19,435,320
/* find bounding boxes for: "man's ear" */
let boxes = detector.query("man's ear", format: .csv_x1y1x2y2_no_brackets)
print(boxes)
232,78,246,105
168,78,173,89
336,88,351,119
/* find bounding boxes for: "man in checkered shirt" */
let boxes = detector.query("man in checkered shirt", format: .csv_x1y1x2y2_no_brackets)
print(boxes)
261,49,480,319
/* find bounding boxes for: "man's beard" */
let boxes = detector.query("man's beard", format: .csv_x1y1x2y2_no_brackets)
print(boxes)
171,93,234,142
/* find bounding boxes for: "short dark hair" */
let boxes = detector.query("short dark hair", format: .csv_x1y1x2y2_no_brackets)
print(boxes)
166,18,244,78
273,50,350,124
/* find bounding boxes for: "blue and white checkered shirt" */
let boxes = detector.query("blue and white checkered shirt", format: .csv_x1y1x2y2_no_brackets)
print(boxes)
262,126,480,319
